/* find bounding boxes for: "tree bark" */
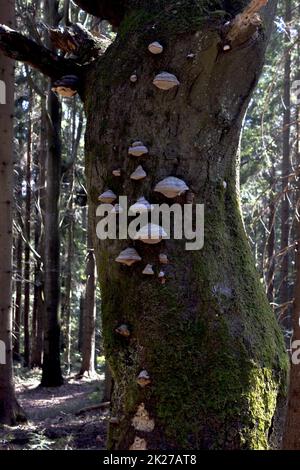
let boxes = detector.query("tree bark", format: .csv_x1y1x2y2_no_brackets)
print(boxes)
0,0,25,425
82,0,288,449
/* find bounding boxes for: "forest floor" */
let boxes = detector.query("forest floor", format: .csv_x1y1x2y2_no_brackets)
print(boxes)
0,368,108,450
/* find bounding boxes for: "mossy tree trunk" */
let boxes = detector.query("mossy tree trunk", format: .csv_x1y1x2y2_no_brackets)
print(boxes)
0,0,289,449
82,0,288,449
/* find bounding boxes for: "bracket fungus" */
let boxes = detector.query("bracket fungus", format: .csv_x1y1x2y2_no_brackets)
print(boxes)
223,181,227,189
223,44,231,51
112,168,121,177
158,270,166,284
137,370,151,387
159,253,169,265
153,72,180,90
115,247,142,266
128,141,149,157
98,189,117,203
115,324,130,337
142,264,154,276
110,204,124,214
132,404,155,432
51,75,79,97
154,176,189,199
134,223,167,245
130,165,147,181
129,437,147,450
148,41,163,54
129,197,153,215
130,73,138,83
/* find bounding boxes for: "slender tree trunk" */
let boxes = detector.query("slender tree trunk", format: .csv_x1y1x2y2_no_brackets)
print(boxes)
79,212,96,377
0,0,25,424
266,166,276,303
78,292,84,353
41,0,63,387
31,103,47,368
82,0,288,449
64,173,74,371
13,233,22,360
279,0,292,328
23,89,32,367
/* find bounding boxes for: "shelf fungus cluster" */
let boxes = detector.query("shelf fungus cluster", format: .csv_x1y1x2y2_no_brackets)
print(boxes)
51,75,79,97
115,247,142,266
137,370,151,387
153,72,180,91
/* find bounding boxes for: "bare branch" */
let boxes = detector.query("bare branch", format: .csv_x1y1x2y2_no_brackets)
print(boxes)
224,0,269,48
48,22,111,63
0,24,81,80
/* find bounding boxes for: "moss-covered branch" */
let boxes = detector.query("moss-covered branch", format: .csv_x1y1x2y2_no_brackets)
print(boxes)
0,25,81,80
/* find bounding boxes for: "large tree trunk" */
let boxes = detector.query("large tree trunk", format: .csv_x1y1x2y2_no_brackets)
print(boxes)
41,0,63,387
0,0,25,424
82,0,288,449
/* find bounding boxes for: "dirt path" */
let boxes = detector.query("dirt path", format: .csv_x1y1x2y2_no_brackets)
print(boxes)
0,371,108,450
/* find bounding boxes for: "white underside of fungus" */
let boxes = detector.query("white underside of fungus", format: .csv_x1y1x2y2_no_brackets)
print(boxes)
154,176,189,198
129,197,153,215
134,223,167,244
153,72,180,90
130,165,147,180
115,247,142,266
128,144,149,157
98,189,117,203
148,41,163,54
142,264,154,275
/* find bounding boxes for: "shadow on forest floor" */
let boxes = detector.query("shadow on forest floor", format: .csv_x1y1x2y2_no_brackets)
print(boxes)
0,369,108,450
